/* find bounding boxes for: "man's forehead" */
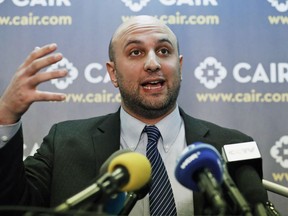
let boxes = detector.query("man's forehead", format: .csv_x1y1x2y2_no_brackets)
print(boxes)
112,16,177,45
116,16,165,33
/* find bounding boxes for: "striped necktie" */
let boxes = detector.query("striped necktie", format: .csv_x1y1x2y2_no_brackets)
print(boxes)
145,125,177,216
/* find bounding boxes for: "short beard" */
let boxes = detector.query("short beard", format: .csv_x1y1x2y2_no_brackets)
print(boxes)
119,82,181,119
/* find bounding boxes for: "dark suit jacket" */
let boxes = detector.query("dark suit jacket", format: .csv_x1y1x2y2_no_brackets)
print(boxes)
0,107,253,215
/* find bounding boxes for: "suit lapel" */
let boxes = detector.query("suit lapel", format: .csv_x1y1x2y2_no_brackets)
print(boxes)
91,109,121,172
179,108,210,215
179,108,209,145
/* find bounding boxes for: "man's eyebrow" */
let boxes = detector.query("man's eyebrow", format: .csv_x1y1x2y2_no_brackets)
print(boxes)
123,38,174,49
158,38,173,46
124,39,143,49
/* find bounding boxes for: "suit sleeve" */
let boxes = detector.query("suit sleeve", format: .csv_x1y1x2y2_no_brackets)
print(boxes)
0,125,57,207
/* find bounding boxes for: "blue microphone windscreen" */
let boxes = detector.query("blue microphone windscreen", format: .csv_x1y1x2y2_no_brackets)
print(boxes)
175,142,224,191
103,192,126,215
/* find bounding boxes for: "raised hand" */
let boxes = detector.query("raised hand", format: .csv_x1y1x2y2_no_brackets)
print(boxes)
0,43,67,124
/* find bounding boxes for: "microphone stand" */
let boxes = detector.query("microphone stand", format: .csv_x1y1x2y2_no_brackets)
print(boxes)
198,169,226,216
221,167,253,216
118,180,151,215
118,192,138,215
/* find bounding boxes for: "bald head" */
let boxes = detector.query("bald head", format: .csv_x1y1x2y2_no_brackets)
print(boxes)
108,15,179,62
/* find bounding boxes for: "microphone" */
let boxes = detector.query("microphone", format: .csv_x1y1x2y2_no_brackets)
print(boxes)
235,165,268,216
100,149,149,215
99,149,131,215
179,142,252,215
222,141,263,180
54,150,151,212
222,141,268,216
118,179,151,215
221,163,253,216
175,142,226,215
99,149,132,174
103,192,126,215
262,179,288,198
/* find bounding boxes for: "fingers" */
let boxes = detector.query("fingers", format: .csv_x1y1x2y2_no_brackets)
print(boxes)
0,43,69,124
19,43,62,77
26,52,63,77
29,68,67,87
21,43,58,68
34,90,66,102
17,43,68,90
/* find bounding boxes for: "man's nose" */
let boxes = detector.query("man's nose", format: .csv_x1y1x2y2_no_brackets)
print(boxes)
144,51,161,72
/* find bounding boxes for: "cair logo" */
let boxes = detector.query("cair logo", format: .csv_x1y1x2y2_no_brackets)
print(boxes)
267,0,288,13
46,57,78,90
270,135,288,168
194,57,288,89
194,57,227,89
45,57,112,90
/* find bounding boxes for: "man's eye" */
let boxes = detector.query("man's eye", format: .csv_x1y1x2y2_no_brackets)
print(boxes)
130,50,141,56
159,48,169,55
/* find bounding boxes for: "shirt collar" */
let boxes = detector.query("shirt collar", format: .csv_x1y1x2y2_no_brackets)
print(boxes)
120,108,146,150
120,105,182,152
155,106,182,152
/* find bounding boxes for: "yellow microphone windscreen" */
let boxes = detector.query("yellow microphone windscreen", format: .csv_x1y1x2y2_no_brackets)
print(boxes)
108,152,151,191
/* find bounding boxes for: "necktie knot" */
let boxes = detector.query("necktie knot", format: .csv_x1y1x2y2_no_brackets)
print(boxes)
144,125,161,143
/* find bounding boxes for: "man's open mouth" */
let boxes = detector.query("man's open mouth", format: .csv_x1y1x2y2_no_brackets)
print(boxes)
142,80,165,90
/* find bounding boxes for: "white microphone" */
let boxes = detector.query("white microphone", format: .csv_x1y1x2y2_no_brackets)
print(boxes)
262,179,288,198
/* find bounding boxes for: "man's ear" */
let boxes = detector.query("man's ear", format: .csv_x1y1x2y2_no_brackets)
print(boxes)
179,55,183,80
106,61,118,88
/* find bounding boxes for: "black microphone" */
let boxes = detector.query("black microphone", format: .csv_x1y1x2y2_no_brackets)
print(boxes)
54,150,151,212
235,165,268,216
175,142,227,215
222,141,269,216
221,164,253,216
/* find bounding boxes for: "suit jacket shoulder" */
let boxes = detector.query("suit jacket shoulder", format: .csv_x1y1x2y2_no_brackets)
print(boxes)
179,108,253,152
